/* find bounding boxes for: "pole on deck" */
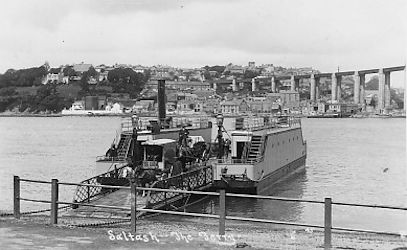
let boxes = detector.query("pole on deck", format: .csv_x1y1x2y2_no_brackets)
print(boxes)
13,176,20,219
50,178,59,224
219,189,226,236
324,197,332,249
131,180,137,233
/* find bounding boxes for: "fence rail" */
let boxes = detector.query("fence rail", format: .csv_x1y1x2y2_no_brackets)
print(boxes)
13,176,407,249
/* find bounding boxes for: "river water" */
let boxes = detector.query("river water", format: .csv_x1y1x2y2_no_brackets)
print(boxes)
0,117,405,233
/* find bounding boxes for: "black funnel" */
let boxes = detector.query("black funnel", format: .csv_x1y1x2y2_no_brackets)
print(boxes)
157,79,166,124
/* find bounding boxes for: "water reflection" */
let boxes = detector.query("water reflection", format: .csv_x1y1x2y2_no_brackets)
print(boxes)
186,169,307,224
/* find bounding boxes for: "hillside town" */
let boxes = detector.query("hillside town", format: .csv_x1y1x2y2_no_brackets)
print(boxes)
0,61,405,117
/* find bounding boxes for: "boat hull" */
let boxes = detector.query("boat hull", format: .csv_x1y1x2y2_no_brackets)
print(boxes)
213,155,306,194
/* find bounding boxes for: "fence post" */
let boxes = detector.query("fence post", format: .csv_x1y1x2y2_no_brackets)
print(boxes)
219,189,226,236
50,179,59,225
324,198,332,249
87,181,90,203
13,176,20,219
131,181,137,233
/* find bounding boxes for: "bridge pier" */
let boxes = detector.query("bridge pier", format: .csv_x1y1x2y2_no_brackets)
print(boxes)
316,82,320,102
337,76,342,102
232,79,237,92
291,75,295,91
271,76,276,92
331,73,337,102
353,72,360,104
384,72,391,109
405,67,407,111
310,74,316,103
378,69,385,112
360,74,365,105
295,78,300,92
251,78,256,92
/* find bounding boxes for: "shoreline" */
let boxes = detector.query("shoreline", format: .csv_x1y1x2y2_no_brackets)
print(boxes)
1,215,406,249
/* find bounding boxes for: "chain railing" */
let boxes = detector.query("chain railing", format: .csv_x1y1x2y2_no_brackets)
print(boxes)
146,164,213,208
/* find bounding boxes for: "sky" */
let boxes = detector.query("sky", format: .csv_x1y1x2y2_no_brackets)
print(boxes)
1,0,406,87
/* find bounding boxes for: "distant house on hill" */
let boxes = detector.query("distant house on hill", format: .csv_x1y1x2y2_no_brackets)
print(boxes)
73,63,92,74
42,67,69,84
220,99,249,114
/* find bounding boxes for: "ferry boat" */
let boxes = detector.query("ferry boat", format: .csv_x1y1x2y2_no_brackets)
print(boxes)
212,114,307,194
95,78,307,195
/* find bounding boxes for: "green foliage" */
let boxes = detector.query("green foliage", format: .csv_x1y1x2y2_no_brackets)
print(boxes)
244,70,259,79
63,66,77,77
203,70,212,81
0,87,18,96
390,89,404,109
0,66,47,88
204,65,225,74
107,68,146,98
15,84,72,112
365,76,379,90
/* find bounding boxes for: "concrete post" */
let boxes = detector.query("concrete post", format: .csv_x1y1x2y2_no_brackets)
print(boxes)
331,73,337,102
310,74,316,103
232,79,237,92
384,72,391,109
271,77,276,92
337,76,342,102
290,75,295,91
360,74,365,104
251,78,256,92
353,72,360,104
378,69,385,112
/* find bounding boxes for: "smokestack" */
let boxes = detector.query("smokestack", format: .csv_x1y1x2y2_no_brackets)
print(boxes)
157,79,166,123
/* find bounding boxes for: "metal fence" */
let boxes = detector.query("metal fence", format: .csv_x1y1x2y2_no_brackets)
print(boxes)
13,176,407,249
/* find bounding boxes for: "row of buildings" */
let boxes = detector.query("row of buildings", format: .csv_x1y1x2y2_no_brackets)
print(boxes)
41,61,318,86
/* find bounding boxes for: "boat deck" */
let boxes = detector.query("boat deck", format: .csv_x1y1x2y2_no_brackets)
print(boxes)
63,189,147,218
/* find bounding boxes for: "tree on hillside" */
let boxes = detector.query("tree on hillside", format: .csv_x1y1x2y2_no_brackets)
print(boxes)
244,70,259,79
204,65,226,74
63,66,77,77
0,66,47,87
365,76,379,90
107,68,146,98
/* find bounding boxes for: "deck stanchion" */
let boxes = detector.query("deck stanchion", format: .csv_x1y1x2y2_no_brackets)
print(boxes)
13,176,20,219
87,181,90,203
219,189,226,236
50,179,59,224
131,181,137,233
324,198,332,249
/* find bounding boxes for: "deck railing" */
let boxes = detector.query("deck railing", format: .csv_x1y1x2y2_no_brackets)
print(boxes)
147,164,213,208
12,176,407,249
73,164,128,203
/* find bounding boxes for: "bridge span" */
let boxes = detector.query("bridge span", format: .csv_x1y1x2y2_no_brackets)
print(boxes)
217,65,406,112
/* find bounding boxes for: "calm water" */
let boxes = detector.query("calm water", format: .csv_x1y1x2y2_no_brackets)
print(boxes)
0,117,406,233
